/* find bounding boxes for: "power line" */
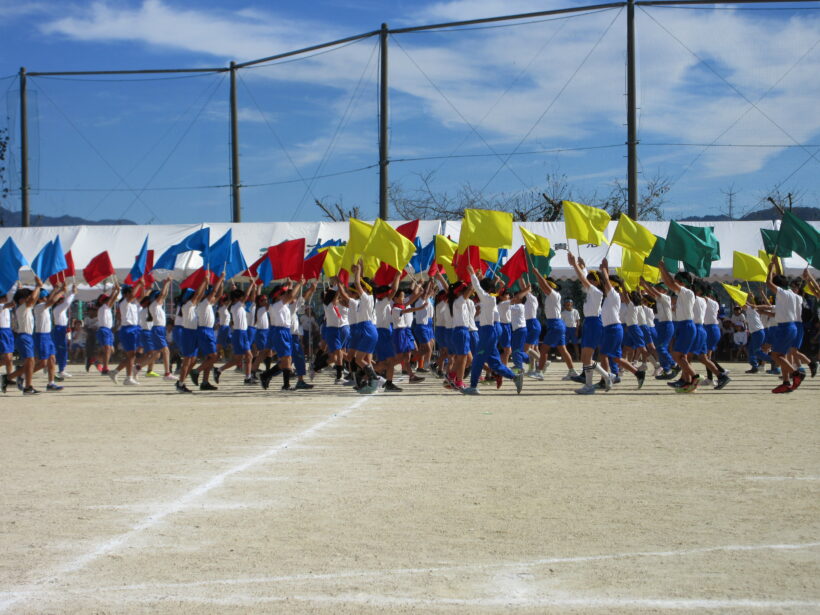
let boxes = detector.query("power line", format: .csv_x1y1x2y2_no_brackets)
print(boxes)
391,144,625,163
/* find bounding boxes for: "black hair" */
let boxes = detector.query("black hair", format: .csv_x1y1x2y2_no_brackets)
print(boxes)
586,271,602,289
772,274,789,289
322,289,337,306
230,288,244,301
629,290,641,306
479,278,494,293
13,288,32,304
674,271,694,288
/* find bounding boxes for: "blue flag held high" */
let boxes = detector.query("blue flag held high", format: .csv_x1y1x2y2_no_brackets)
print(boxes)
206,229,232,273
154,227,211,271
306,238,343,259
257,256,274,285
0,238,29,296
224,241,247,280
128,236,149,283
31,238,67,281
409,238,435,274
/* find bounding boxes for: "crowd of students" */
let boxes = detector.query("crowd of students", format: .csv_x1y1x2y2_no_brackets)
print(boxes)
2,257,817,396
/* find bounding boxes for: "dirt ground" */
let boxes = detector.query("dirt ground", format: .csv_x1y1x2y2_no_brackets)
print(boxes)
0,362,818,614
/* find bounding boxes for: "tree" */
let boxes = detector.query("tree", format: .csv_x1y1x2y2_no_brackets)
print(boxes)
598,171,669,221
313,197,361,222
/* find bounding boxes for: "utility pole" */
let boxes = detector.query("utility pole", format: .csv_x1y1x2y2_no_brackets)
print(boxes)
19,67,30,227
229,61,241,223
626,0,638,220
720,183,738,220
379,23,389,220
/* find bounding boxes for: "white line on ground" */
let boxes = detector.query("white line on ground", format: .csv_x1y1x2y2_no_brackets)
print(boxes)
745,476,820,481
0,395,371,614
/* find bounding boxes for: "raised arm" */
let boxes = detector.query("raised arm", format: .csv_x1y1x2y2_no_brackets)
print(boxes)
599,258,613,295
567,252,590,289
639,277,661,298
658,261,682,294
765,259,778,295
283,278,304,305
157,277,172,303
106,281,120,308
531,267,552,295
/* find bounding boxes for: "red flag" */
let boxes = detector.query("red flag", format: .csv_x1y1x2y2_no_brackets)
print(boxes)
49,250,75,285
303,251,328,280
337,269,349,287
268,238,305,280
428,262,443,276
454,246,488,282
124,249,155,286
180,268,217,290
395,219,419,242
499,246,528,286
83,251,116,287
242,253,267,279
372,261,409,286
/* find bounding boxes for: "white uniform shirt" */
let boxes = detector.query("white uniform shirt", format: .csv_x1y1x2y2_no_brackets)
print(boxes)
254,305,269,330
391,304,413,329
470,273,497,328
0,306,11,329
324,302,344,328
498,300,512,324
119,299,139,327
435,301,451,329
744,305,764,333
656,294,673,322
289,298,304,335
34,303,53,334
138,306,150,330
704,298,720,325
196,301,215,329
582,285,603,318
523,293,539,320
543,291,561,320
97,305,114,329
182,301,198,330
231,302,248,331
561,308,579,328
467,300,479,331
149,300,166,328
674,287,695,322
774,288,799,324
15,304,34,335
218,305,231,327
269,300,291,328
346,298,361,326
623,303,639,327
601,291,622,327
374,298,392,329
693,296,706,325
52,293,75,327
338,304,350,327
642,305,654,327
355,293,376,324
450,296,471,328
510,303,526,330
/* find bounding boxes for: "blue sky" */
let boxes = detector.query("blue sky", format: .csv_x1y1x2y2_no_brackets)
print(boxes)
1,0,819,224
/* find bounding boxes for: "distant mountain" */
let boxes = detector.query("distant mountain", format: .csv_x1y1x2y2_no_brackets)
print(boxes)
0,206,136,227
680,206,820,222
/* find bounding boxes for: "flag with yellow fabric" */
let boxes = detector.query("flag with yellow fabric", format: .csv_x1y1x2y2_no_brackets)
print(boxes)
563,201,611,246
721,283,749,307
617,247,660,288
362,219,416,275
758,250,781,273
340,218,373,274
611,213,657,257
321,246,345,277
732,251,768,282
434,235,458,280
520,227,552,256
457,209,513,252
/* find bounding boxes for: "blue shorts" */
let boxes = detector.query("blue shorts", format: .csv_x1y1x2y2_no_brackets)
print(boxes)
119,325,141,353
449,327,471,356
354,321,378,355
763,327,775,346
268,326,292,358
180,328,199,358
773,322,797,355
581,316,603,349
627,324,645,349
140,329,155,352
325,326,346,352
673,320,696,354
16,332,35,359
349,322,363,350
340,325,351,349
525,318,541,346
499,322,512,348
197,327,217,356
600,323,624,359
231,329,251,354
640,325,653,346
469,330,479,355
412,323,434,345
393,327,416,354
565,326,578,344
254,328,269,350
217,325,231,348
540,318,566,347
97,326,114,348
795,322,804,350
705,324,721,351
151,326,168,349
173,325,184,348
0,328,13,354
692,324,707,356
374,327,394,362
34,332,56,360
247,327,257,348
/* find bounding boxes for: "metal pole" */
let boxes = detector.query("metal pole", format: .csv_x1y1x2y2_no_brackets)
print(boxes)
19,67,30,227
626,0,638,220
379,24,389,220
229,61,241,223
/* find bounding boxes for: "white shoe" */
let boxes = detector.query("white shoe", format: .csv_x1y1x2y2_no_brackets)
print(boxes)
108,371,119,384
333,378,344,385
562,370,579,381
123,377,139,386
163,374,178,382
534,371,545,381
59,371,73,379
702,378,714,387
654,366,664,377
574,384,596,395
542,360,551,372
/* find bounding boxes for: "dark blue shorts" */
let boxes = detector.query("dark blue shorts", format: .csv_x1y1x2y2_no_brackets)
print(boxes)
565,326,578,344
705,324,721,351
640,325,653,346
540,318,566,347
773,322,797,355
231,329,251,354
627,324,645,348
151,326,168,349
325,326,346,352
217,325,231,348
97,327,114,348
197,327,217,356
525,318,541,345
374,327,394,362
254,328,269,350
450,326,471,355
795,322,804,349
600,323,624,358
581,316,603,349
16,332,35,359
393,327,416,354
140,329,155,352
353,321,378,354
498,322,512,348
673,320,696,354
692,324,707,356
180,328,199,358
0,328,14,354
34,332,56,360
269,326,292,358
119,325,141,352
412,323,434,345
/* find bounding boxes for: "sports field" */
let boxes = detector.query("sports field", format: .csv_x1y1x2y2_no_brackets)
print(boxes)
1,364,818,614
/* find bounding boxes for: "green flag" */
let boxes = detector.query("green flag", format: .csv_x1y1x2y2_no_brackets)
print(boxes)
778,212,820,268
760,228,792,258
683,224,720,261
663,221,715,278
645,235,679,272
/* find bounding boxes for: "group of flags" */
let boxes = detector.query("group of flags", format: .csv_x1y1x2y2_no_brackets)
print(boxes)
0,206,817,299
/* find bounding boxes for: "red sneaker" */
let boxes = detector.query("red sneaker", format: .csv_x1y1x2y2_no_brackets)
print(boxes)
495,374,503,389
790,372,805,390
772,382,792,394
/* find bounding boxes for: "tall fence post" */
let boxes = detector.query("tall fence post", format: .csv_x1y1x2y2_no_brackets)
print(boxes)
379,23,389,220
19,67,30,228
626,0,639,220
230,61,242,223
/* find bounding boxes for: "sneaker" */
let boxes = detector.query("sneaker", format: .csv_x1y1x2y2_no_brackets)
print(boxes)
526,370,540,379
597,378,607,390
54,373,64,382
495,374,503,389
562,370,579,381
281,384,294,392
200,382,218,391
604,374,613,392
123,377,139,386
809,360,818,378
85,357,92,372
23,387,39,395
745,366,759,374
190,369,200,387
212,367,221,384
682,377,700,393
108,371,119,384
294,380,314,390
542,360,551,373
791,371,805,390
416,367,429,373
343,378,356,387
715,373,731,390
569,374,586,384
772,382,792,394
95,363,103,373
46,383,63,391
667,379,686,388
176,382,193,394
260,370,273,390
243,377,255,385
574,384,596,395
461,386,480,395
612,374,621,385
654,366,664,378
384,382,402,392
765,367,781,375
636,370,646,390
16,376,24,391
701,378,714,388
163,374,178,382
409,375,425,384
655,370,674,380
333,378,344,385
145,371,160,378
514,371,524,395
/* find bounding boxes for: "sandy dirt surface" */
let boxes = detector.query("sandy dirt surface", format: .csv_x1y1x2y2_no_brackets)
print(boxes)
0,363,818,614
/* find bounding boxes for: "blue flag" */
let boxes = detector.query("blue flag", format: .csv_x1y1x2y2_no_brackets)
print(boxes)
306,238,343,259
486,248,508,276
31,240,54,281
129,235,149,282
224,241,247,280
257,257,274,285
409,238,435,273
0,238,29,296
154,227,211,271
50,236,68,277
206,229,232,273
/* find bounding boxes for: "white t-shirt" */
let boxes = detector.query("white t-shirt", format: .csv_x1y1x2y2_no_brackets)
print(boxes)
744,305,764,333
471,273,497,328
450,296,471,328
97,305,114,329
182,301,198,330
119,300,139,327
543,291,561,320
498,300,512,324
435,301,451,329
561,308,579,328
523,293,539,320
624,303,639,327
655,294,673,322
355,293,375,324
138,306,150,330
337,304,350,327
218,305,231,327
150,300,166,327
414,298,432,325
52,293,75,327
704,298,720,325
734,330,748,345
601,291,622,327
324,302,344,328
268,300,291,328
231,302,248,331
34,303,52,334
674,287,695,322
774,287,799,324
467,300,479,331
196,301,215,329
0,306,10,329
15,304,34,335
693,296,706,325
374,298,392,329
254,305,269,330
391,304,413,329
582,285,603,318
510,304,526,330
642,305,654,327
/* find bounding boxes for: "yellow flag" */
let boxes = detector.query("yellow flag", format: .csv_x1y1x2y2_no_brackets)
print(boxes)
611,213,656,257
520,227,552,256
620,247,645,273
340,218,373,273
758,250,781,273
617,270,641,292
479,247,499,262
563,201,611,246
721,283,749,307
642,263,661,284
457,209,513,251
321,246,345,277
362,219,416,274
435,234,458,280
733,251,768,282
